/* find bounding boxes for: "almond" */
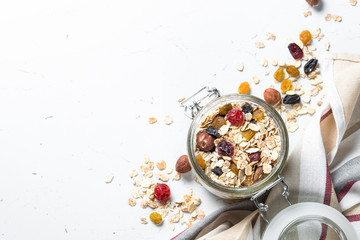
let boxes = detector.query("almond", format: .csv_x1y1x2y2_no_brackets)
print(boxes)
175,155,191,173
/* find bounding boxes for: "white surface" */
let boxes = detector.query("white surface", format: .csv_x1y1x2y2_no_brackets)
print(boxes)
0,1,359,240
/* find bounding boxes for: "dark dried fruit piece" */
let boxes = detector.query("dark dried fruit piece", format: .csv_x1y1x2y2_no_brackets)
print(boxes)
304,58,318,74
241,103,253,114
206,127,220,138
217,140,235,157
226,109,244,126
211,116,227,129
212,166,223,176
248,152,261,162
175,155,191,173
219,103,233,115
154,183,171,202
288,43,304,60
283,94,301,104
253,167,263,182
197,131,215,151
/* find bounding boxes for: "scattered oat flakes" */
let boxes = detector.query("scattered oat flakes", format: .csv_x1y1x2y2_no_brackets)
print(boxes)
194,177,200,183
156,160,167,170
287,122,299,133
294,60,302,68
173,172,181,181
316,33,324,41
157,172,169,182
304,10,312,17
308,45,316,51
255,41,265,48
325,14,332,21
235,60,244,71
129,169,138,178
140,217,148,224
149,117,157,124
164,115,173,125
252,76,260,84
178,97,185,103
105,173,114,183
324,42,330,51
266,32,276,40
144,154,149,163
261,59,268,67
317,101,323,107
278,61,285,67
165,166,173,174
270,56,278,66
128,198,137,207
333,15,342,22
264,70,270,76
297,40,304,49
350,0,357,5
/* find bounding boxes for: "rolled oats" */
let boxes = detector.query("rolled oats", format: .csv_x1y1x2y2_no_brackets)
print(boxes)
156,160,167,170
128,198,137,207
255,41,265,48
148,117,157,124
164,115,174,125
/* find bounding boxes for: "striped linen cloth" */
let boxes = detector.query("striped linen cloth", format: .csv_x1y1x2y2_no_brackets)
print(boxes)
172,53,360,240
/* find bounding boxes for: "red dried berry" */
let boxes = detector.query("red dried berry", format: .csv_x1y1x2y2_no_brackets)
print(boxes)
248,152,261,162
154,183,171,202
217,140,235,157
226,109,244,126
288,43,304,60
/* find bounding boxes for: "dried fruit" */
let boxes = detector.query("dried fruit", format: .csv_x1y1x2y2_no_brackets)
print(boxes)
306,0,320,7
212,167,223,176
226,109,244,126
154,183,171,202
299,30,312,45
196,131,215,151
253,167,263,182
211,116,227,129
149,212,163,225
241,103,253,114
238,81,250,94
248,152,261,162
219,103,233,115
288,43,304,60
283,94,301,104
206,127,220,138
217,140,235,157
230,163,239,175
273,66,285,81
242,129,255,141
264,88,281,106
286,65,300,78
304,58,318,74
196,155,206,169
281,79,293,92
252,109,265,121
176,155,191,173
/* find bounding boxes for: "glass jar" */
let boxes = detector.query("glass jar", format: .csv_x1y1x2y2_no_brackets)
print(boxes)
184,90,289,199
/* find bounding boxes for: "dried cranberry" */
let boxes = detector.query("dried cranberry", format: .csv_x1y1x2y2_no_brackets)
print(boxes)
241,103,253,114
206,127,220,138
226,109,244,126
248,152,261,162
288,43,304,60
217,140,235,157
154,183,171,202
212,167,223,176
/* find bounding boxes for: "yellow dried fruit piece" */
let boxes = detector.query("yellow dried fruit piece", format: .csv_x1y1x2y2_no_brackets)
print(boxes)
285,65,300,78
281,79,293,92
253,109,265,121
230,163,239,175
242,129,255,141
273,67,285,81
238,81,250,94
149,212,163,225
196,155,206,169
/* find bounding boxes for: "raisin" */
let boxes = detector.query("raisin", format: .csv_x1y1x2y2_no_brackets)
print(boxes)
212,166,223,176
230,163,239,175
273,66,285,81
242,129,255,141
154,183,171,202
300,30,312,45
219,103,233,115
252,109,265,121
241,103,253,114
238,81,250,94
304,58,318,74
196,131,215,151
286,65,300,78
283,94,301,104
226,109,244,126
206,127,220,138
196,155,206,169
288,43,304,60
149,212,163,225
211,116,226,129
217,140,235,157
281,79,293,92
248,152,261,162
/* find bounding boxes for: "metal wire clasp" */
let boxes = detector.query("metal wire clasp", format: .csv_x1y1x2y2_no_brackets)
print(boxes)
180,87,220,119
250,175,291,224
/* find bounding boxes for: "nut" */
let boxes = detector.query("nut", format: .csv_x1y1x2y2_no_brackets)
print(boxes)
253,167,263,182
175,155,191,173
264,88,281,106
306,0,320,6
196,131,215,151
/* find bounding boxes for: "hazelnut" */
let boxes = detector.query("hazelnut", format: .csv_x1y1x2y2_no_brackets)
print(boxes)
264,88,281,106
196,131,215,151
175,155,191,173
306,0,320,6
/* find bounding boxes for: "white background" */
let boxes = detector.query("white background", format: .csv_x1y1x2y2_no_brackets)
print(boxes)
0,0,359,239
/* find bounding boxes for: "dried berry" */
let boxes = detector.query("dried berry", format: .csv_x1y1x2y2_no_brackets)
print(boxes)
242,129,255,141
226,109,244,126
286,65,300,78
264,88,281,106
281,79,293,92
211,116,227,129
241,103,253,114
149,212,163,225
154,183,171,202
238,81,250,94
230,163,239,175
283,94,301,104
206,127,220,138
197,131,215,151
253,166,263,182
212,166,223,176
176,155,191,173
196,155,206,169
288,43,304,60
273,66,285,81
252,109,265,121
219,103,233,115
304,58,318,74
217,140,235,157
248,152,261,162
299,30,312,45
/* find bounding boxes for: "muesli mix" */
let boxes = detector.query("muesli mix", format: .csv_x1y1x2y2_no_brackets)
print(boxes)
195,102,281,188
